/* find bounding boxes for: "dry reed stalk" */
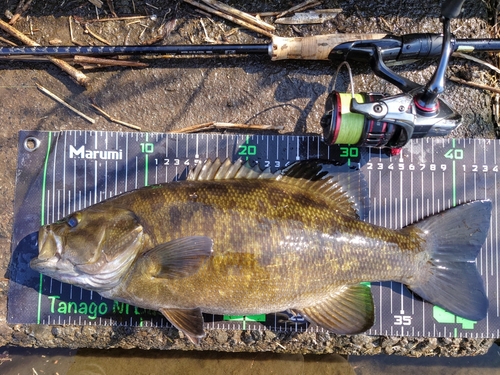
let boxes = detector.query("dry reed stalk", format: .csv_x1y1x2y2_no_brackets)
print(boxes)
0,19,89,86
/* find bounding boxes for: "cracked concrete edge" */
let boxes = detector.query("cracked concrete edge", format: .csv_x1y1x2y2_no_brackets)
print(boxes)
0,323,496,357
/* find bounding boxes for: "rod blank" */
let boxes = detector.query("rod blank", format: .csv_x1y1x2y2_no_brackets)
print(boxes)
0,44,270,57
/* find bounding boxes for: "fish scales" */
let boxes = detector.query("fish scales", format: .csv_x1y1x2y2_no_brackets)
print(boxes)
31,159,491,344
99,179,419,311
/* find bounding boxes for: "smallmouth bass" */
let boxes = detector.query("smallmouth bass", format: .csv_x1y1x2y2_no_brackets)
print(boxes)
30,159,491,344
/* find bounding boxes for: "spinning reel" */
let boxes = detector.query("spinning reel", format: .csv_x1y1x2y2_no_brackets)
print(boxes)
321,0,465,148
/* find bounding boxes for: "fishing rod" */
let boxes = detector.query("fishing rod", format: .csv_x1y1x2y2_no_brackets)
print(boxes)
0,0,494,148
1,33,500,61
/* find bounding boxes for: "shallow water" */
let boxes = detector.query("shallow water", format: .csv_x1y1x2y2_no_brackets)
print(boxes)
0,342,498,375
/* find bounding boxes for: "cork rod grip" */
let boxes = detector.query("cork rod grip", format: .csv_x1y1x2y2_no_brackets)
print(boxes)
270,34,387,61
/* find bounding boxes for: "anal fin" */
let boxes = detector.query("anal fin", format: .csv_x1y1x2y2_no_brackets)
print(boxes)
159,307,205,345
294,284,374,334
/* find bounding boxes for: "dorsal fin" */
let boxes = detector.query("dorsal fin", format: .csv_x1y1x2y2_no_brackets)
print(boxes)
278,160,369,219
188,158,274,181
188,158,368,219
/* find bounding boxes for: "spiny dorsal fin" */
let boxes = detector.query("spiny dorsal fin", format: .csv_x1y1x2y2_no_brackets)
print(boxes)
189,158,368,219
188,158,274,181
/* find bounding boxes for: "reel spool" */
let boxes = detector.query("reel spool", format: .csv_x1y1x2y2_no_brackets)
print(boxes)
320,92,404,148
321,61,406,148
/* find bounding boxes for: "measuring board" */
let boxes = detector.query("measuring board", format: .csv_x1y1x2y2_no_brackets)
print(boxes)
7,130,500,339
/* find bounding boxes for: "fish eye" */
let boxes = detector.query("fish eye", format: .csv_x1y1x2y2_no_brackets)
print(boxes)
67,215,79,228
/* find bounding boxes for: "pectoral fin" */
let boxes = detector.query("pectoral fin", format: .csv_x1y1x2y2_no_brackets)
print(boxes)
142,236,213,279
294,284,374,334
160,307,205,345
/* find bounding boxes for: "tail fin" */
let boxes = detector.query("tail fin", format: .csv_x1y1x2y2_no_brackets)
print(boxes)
406,200,491,321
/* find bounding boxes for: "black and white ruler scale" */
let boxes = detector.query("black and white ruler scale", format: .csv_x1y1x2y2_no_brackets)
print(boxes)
8,130,500,339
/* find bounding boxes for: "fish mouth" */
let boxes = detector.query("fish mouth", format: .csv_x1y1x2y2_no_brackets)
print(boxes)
30,226,76,278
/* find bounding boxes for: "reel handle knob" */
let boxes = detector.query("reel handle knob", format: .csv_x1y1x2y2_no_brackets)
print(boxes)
441,0,465,19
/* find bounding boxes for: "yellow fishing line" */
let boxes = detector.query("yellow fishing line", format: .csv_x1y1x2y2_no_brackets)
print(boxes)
335,93,365,145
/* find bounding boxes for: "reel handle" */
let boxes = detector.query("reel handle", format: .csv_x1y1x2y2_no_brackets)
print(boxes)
441,0,465,18
270,34,386,61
